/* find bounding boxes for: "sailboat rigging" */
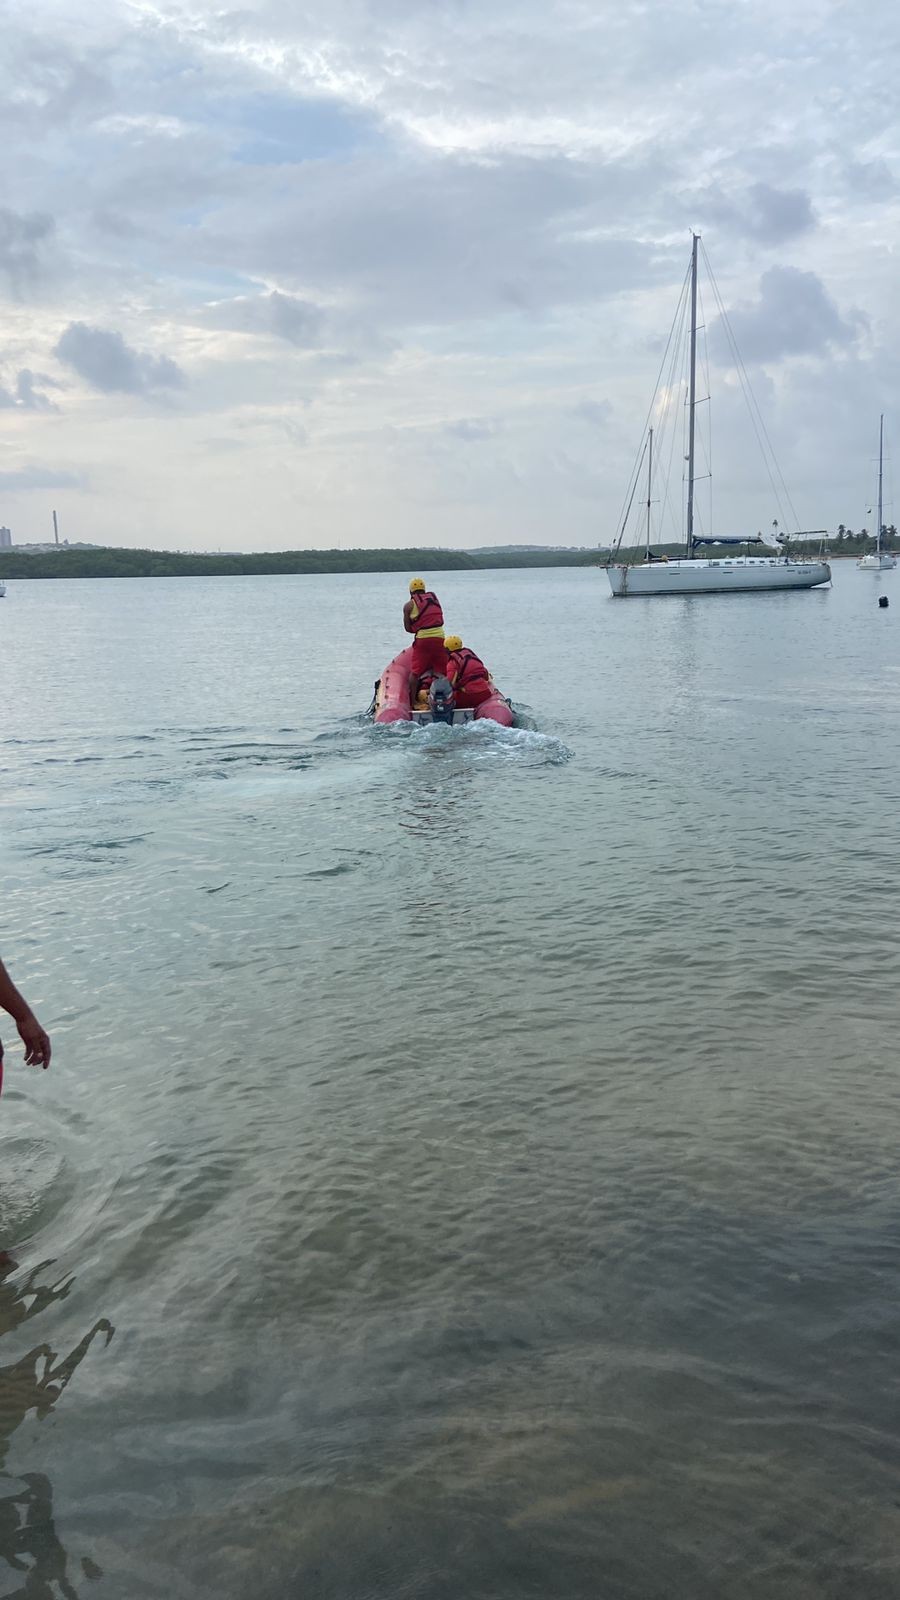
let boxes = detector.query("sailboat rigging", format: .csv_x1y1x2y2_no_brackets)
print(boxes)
857,415,896,571
607,235,831,597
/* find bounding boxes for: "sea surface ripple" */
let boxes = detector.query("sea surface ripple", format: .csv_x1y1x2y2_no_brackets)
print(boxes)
1,565,899,1598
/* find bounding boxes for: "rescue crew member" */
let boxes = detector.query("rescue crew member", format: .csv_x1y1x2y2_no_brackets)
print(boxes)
444,635,493,709
403,578,447,678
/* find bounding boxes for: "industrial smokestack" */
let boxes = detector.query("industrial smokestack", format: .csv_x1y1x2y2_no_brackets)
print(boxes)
53,509,59,546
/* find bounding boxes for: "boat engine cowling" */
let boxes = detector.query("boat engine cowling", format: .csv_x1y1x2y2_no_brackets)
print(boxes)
427,676,455,722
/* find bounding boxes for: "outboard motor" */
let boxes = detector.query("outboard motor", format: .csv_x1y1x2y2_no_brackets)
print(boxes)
427,675,456,723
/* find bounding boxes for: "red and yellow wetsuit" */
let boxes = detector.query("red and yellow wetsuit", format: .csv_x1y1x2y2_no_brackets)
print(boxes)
446,646,493,708
404,590,447,675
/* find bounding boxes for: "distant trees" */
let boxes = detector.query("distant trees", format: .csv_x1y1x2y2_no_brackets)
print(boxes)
823,524,900,555
2,525,896,579
0,545,602,581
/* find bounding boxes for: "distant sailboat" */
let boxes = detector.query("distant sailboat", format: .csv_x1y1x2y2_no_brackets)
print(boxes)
607,235,831,597
858,416,896,571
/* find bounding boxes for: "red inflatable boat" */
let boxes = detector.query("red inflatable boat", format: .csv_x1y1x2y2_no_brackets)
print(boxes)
372,646,515,726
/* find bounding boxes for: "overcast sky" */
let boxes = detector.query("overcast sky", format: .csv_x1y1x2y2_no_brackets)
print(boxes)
1,0,897,551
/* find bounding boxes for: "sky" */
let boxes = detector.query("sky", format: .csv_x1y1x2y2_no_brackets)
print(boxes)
1,0,898,551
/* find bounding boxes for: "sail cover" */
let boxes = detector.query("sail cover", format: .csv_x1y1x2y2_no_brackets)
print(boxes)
692,536,765,547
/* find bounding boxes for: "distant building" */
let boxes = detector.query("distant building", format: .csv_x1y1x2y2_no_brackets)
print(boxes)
0,527,11,548
15,541,93,553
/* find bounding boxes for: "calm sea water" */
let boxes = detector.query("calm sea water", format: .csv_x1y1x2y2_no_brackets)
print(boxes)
1,563,899,1599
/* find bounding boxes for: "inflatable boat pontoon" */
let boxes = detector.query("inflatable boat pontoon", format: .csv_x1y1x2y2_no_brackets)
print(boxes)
370,646,515,726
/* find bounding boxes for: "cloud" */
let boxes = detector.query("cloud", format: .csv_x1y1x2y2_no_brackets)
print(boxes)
0,208,55,294
196,152,662,325
140,0,830,163
744,184,817,244
1,0,899,549
54,323,185,393
1,29,112,132
444,417,498,442
697,183,817,245
0,368,59,410
203,289,325,346
0,467,84,491
572,399,612,427
202,434,249,454
839,158,897,201
711,267,866,365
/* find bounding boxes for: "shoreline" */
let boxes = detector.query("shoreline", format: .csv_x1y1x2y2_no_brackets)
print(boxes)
0,546,602,580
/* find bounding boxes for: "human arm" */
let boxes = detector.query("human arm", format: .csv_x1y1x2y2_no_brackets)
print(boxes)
402,597,418,634
0,959,51,1068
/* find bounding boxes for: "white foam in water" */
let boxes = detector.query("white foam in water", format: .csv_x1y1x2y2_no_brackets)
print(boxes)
405,718,573,766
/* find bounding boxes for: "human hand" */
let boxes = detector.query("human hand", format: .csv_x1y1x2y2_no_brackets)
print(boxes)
17,1013,51,1069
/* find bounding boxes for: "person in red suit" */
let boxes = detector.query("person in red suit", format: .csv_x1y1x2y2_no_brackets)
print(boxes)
403,579,447,690
444,635,494,708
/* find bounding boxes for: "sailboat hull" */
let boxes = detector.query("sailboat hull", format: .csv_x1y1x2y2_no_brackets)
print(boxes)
857,553,896,570
607,557,831,597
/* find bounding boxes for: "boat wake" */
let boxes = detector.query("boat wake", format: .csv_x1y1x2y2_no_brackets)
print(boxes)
374,716,572,767
3,714,572,867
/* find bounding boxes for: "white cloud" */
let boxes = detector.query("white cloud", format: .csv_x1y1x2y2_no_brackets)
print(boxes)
713,266,866,365
201,290,326,347
0,465,84,490
0,367,59,409
571,399,612,428
696,183,817,245
0,208,56,295
443,417,499,442
54,322,185,393
0,0,897,546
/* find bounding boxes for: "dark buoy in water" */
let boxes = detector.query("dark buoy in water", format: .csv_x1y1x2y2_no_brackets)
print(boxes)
879,595,889,608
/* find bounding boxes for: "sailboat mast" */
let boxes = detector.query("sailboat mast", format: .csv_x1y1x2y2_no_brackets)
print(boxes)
871,412,877,556
646,427,653,553
686,233,699,558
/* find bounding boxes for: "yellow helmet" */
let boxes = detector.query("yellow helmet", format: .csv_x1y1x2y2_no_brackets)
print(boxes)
409,577,426,592
444,635,462,651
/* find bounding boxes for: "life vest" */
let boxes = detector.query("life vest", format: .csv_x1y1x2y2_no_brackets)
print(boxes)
408,590,444,637
447,647,488,689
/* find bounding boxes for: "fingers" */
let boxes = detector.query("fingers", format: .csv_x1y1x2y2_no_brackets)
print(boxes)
24,1032,51,1068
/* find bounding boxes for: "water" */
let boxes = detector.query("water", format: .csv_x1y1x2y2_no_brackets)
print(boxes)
1,564,899,1598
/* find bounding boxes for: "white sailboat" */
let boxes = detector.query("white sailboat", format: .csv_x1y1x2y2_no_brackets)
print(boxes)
857,416,896,571
607,235,831,597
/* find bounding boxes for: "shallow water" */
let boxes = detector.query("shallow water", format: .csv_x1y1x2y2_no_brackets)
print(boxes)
1,563,899,1598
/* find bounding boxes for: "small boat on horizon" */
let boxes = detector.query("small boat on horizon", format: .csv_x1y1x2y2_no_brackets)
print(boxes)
858,415,897,571
607,235,831,598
